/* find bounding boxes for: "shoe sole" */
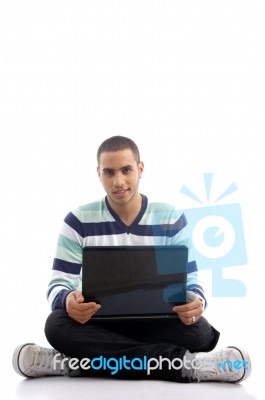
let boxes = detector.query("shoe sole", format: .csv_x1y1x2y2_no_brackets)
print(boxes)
12,343,35,378
228,346,251,382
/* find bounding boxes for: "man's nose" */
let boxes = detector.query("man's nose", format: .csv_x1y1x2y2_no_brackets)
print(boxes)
113,172,125,187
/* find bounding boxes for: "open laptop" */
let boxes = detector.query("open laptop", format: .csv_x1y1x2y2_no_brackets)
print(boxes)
82,245,188,319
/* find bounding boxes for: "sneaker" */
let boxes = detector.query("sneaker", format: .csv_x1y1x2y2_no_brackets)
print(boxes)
12,343,71,378
190,346,251,383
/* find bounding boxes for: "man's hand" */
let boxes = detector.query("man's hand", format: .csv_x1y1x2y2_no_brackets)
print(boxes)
172,292,204,326
66,291,101,324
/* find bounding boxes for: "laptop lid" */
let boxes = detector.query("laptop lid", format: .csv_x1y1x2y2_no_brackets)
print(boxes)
82,245,188,319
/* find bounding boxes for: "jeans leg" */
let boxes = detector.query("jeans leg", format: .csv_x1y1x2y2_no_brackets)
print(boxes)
137,316,220,352
44,310,219,381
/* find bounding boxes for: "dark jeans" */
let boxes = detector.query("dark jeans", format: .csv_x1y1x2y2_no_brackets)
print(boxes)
45,310,220,382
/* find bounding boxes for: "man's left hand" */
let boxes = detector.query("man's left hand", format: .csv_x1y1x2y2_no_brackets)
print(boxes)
172,293,204,325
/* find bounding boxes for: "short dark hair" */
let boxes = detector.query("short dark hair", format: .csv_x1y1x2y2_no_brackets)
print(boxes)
97,136,140,164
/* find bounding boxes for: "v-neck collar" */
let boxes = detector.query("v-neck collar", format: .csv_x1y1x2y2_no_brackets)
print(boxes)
105,194,148,233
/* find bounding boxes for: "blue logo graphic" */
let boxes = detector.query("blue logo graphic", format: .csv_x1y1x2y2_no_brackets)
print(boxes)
216,359,249,371
179,173,247,297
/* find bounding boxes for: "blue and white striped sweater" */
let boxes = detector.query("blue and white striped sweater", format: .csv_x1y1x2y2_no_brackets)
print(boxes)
47,195,205,310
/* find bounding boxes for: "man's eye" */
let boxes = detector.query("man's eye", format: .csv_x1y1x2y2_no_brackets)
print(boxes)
122,168,130,174
104,170,114,176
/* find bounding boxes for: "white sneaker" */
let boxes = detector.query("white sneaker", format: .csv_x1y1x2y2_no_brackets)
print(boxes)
191,346,251,383
12,343,70,378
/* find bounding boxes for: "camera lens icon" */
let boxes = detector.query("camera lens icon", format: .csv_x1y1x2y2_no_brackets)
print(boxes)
180,203,247,269
192,215,236,259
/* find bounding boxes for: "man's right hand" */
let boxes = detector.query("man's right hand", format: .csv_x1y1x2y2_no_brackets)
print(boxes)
66,291,101,324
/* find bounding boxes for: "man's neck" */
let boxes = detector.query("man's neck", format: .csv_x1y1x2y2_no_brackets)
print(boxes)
108,194,142,226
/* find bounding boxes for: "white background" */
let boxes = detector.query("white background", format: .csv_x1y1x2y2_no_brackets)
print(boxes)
0,1,264,398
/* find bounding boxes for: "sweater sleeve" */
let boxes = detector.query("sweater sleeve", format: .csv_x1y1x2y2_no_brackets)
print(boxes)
46,211,84,310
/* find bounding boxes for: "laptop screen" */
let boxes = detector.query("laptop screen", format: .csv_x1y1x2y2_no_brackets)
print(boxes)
82,245,188,319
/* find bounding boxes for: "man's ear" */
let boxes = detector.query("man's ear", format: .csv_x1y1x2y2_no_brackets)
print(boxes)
97,166,101,180
138,161,144,178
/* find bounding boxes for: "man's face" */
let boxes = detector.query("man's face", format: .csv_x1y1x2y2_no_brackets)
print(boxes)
97,149,144,208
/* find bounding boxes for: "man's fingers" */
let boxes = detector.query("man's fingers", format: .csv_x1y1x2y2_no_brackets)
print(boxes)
173,300,198,313
72,291,84,303
70,301,98,311
65,290,101,324
71,306,100,319
173,299,203,325
68,303,101,324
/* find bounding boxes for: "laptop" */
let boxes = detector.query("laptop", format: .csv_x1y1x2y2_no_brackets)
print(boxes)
82,245,188,319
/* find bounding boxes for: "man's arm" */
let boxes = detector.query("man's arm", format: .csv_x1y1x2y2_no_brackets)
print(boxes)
47,210,84,310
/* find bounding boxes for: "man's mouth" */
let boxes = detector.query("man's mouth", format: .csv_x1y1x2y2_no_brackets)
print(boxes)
113,189,128,195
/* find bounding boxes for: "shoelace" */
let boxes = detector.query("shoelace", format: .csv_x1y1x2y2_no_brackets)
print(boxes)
31,347,59,373
193,350,231,382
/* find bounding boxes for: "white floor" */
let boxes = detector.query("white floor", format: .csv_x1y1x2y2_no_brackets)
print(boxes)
11,376,260,400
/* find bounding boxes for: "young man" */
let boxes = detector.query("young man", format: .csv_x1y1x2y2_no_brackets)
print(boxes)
13,136,251,382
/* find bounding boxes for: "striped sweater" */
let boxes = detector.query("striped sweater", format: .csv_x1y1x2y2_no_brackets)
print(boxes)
47,195,206,310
